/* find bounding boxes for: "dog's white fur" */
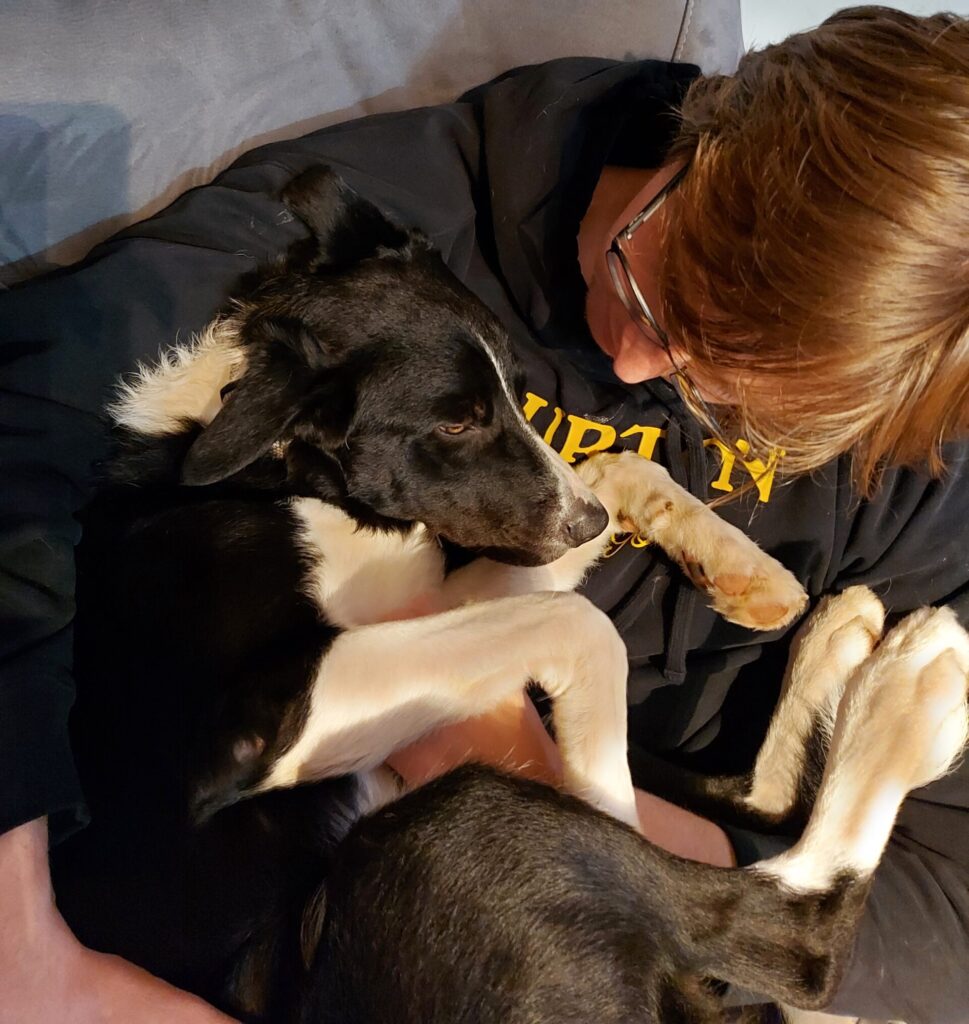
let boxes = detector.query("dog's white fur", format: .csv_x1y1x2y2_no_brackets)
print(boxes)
293,501,443,629
261,591,637,822
111,313,249,435
746,587,886,819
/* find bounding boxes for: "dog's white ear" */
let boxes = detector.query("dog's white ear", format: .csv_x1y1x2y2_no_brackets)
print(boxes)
181,318,316,486
282,164,418,270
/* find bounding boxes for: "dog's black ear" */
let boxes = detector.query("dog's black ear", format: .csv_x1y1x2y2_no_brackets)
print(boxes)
282,165,412,269
293,364,357,452
181,317,318,487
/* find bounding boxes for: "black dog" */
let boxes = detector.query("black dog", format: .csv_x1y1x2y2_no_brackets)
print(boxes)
53,168,964,1023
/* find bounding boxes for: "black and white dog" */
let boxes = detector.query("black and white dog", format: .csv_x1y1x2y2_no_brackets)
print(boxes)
54,168,969,1023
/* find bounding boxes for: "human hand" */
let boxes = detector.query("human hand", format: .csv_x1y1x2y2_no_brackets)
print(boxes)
0,818,239,1024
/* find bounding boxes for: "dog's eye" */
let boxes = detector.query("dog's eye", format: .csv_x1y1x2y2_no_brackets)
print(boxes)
438,421,472,436
437,402,486,436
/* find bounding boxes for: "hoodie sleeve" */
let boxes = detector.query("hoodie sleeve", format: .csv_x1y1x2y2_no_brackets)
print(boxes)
826,457,969,618
0,239,278,844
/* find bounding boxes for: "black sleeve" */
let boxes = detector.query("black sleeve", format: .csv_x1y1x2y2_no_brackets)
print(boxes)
824,456,969,618
0,201,292,842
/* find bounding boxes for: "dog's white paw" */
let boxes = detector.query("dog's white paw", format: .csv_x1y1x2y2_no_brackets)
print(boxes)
674,524,807,631
758,604,969,891
860,606,969,790
685,553,806,631
798,587,885,676
743,588,886,819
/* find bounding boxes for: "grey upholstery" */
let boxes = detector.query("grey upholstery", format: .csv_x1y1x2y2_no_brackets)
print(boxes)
0,0,742,285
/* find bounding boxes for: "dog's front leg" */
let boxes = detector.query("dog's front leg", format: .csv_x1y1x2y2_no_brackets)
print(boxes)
758,605,969,893
624,587,887,832
578,451,808,629
439,452,807,633
742,586,885,820
257,592,638,827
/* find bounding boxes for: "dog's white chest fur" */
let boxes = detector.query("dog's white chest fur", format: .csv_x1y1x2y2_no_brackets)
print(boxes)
291,498,445,629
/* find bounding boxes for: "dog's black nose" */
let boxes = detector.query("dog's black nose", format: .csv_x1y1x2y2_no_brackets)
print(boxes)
563,499,609,547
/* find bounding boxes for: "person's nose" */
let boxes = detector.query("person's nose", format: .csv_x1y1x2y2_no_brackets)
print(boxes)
611,328,677,384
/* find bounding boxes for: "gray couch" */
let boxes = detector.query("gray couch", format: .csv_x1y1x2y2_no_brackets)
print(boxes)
0,0,742,286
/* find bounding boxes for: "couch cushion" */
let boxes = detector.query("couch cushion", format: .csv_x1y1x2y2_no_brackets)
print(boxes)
0,0,741,284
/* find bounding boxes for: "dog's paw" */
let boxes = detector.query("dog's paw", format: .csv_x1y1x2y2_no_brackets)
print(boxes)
742,590,885,820
676,527,807,631
759,605,969,891
860,606,969,790
825,586,886,642
796,586,886,674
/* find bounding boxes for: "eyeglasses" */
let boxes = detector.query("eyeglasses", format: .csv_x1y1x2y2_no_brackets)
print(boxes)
606,163,728,443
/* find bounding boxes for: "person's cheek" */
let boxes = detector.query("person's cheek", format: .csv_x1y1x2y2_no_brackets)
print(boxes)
584,276,617,357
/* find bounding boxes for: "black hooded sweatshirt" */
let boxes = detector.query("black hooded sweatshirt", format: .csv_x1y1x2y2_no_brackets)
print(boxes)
1,57,968,1022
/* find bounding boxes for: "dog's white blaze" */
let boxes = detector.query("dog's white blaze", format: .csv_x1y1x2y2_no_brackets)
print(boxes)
472,330,598,509
291,498,445,629
110,316,247,434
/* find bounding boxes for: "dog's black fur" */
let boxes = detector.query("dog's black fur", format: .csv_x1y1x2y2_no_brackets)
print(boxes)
54,168,871,1023
307,766,867,1024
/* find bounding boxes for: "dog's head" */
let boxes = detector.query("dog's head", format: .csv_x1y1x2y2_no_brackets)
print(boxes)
180,166,606,564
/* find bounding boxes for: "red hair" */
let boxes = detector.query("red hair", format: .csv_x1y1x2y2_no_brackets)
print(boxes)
660,7,969,493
